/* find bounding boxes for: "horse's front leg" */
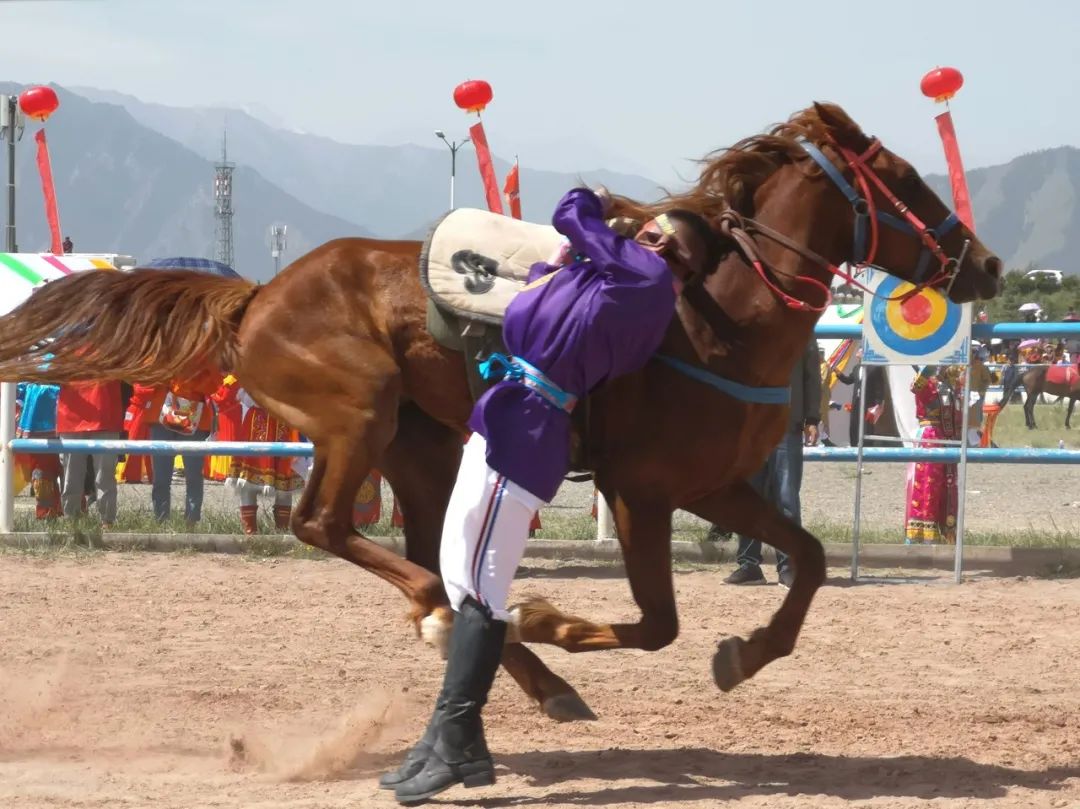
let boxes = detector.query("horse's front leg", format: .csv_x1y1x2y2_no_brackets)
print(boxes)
683,481,826,692
512,496,679,653
1068,397,1076,429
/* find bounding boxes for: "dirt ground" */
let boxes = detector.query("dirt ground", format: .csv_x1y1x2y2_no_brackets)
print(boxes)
0,554,1077,809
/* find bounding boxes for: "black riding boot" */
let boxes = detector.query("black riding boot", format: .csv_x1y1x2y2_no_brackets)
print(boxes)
378,705,443,789
394,596,506,805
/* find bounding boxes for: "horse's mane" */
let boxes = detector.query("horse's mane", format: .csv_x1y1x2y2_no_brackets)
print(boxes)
610,103,839,225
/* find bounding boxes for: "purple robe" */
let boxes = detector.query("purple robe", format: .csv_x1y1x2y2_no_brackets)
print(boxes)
468,188,676,501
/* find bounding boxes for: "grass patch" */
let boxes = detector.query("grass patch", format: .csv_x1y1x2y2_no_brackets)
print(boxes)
991,401,1080,449
802,518,1080,548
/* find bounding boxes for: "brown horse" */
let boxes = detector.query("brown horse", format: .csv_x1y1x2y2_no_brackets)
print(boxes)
0,103,1001,721
1000,362,1080,429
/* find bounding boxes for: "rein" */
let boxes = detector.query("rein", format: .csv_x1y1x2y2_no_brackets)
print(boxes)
718,136,968,313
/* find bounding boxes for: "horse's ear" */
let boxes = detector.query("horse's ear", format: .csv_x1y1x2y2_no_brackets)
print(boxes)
812,102,871,151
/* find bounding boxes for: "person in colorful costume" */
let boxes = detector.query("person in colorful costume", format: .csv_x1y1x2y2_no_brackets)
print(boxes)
118,384,156,484
905,365,964,544
15,382,61,519
382,187,720,804
215,379,304,534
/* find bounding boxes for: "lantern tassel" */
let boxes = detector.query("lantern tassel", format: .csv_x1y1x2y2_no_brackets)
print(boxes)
934,110,974,230
34,129,63,255
468,121,504,215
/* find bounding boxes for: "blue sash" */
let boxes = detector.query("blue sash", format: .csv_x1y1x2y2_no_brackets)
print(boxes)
478,353,578,413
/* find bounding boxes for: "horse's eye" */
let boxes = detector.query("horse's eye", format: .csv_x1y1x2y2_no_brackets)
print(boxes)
900,169,923,194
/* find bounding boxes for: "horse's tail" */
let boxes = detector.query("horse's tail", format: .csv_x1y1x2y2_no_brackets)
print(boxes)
998,364,1020,409
0,269,259,384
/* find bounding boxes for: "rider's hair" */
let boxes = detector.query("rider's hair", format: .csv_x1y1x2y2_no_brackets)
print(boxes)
663,209,724,275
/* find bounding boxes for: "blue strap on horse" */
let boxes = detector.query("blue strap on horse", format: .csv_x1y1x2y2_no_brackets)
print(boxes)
654,354,791,405
478,353,579,413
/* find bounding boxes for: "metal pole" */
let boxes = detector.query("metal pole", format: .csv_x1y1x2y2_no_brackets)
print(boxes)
1,97,17,533
850,364,869,581
954,362,973,584
5,95,16,252
449,145,456,210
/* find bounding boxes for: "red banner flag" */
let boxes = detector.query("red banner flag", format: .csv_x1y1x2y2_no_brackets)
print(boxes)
468,121,504,215
34,129,63,254
503,159,521,219
934,110,974,230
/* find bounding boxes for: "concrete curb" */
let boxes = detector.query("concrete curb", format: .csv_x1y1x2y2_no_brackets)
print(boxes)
0,532,1075,577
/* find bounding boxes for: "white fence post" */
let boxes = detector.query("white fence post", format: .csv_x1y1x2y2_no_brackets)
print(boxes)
0,382,16,534
596,496,614,541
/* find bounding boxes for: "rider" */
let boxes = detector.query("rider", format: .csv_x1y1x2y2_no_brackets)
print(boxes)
383,186,721,804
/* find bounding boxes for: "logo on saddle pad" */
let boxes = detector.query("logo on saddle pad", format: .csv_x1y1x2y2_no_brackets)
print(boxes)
451,250,497,295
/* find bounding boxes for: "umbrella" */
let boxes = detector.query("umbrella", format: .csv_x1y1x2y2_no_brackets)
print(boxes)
1019,339,1040,349
137,257,242,279
1018,302,1042,313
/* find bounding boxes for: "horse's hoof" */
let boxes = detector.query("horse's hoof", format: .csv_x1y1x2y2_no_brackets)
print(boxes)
712,636,748,693
542,691,598,722
420,608,453,659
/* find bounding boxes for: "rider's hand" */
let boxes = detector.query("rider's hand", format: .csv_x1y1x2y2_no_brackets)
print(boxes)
592,185,613,217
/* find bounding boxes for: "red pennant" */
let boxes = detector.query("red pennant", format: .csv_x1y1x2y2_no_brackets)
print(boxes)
934,110,974,230
469,121,504,215
34,129,63,254
503,160,521,219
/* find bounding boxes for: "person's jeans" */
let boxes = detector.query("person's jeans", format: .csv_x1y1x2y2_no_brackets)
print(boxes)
735,427,805,573
149,424,209,523
60,431,119,523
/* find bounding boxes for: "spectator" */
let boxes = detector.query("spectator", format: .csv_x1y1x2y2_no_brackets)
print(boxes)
139,369,223,525
62,236,73,254
905,366,963,544
968,348,994,445
721,339,821,588
14,382,61,519
213,378,304,534
57,380,124,526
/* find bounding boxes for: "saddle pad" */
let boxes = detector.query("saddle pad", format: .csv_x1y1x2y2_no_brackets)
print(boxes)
419,208,564,326
1046,365,1079,387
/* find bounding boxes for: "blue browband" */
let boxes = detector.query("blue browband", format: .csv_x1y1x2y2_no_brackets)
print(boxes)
799,139,960,283
478,353,578,413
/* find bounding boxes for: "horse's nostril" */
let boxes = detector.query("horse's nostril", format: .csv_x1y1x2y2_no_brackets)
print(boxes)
984,256,1003,278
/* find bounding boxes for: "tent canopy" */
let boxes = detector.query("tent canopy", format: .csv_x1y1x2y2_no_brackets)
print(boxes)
137,257,241,279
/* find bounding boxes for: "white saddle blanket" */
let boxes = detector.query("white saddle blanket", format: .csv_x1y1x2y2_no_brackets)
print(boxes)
419,208,564,325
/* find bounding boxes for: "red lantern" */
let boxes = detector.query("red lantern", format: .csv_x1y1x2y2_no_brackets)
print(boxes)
18,86,60,123
453,80,493,114
920,67,964,103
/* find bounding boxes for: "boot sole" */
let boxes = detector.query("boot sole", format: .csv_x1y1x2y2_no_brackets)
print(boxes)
395,766,495,805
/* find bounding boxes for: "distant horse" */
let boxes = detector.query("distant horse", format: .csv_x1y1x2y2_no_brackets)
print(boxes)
1000,363,1080,429
0,103,1002,719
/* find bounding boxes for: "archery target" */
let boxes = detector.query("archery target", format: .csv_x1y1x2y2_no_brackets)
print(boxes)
861,271,971,365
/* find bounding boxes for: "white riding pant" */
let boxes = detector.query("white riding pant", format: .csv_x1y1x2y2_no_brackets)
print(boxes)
440,433,545,622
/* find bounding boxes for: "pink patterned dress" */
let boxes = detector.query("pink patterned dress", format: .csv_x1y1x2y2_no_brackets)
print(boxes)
905,370,963,544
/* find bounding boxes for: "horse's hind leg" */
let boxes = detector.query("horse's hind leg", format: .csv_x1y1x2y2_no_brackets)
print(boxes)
381,403,596,722
685,482,826,692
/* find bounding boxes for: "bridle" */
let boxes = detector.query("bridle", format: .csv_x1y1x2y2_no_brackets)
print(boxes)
717,135,969,313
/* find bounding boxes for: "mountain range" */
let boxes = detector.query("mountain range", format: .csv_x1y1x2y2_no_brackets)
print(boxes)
2,81,1079,281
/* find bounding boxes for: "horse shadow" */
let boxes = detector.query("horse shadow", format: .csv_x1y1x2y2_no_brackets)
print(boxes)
436,748,1080,807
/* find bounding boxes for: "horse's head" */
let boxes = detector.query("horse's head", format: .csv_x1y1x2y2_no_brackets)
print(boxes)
808,102,1001,304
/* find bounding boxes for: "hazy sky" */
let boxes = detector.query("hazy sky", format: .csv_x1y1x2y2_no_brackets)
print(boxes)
3,0,1079,184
